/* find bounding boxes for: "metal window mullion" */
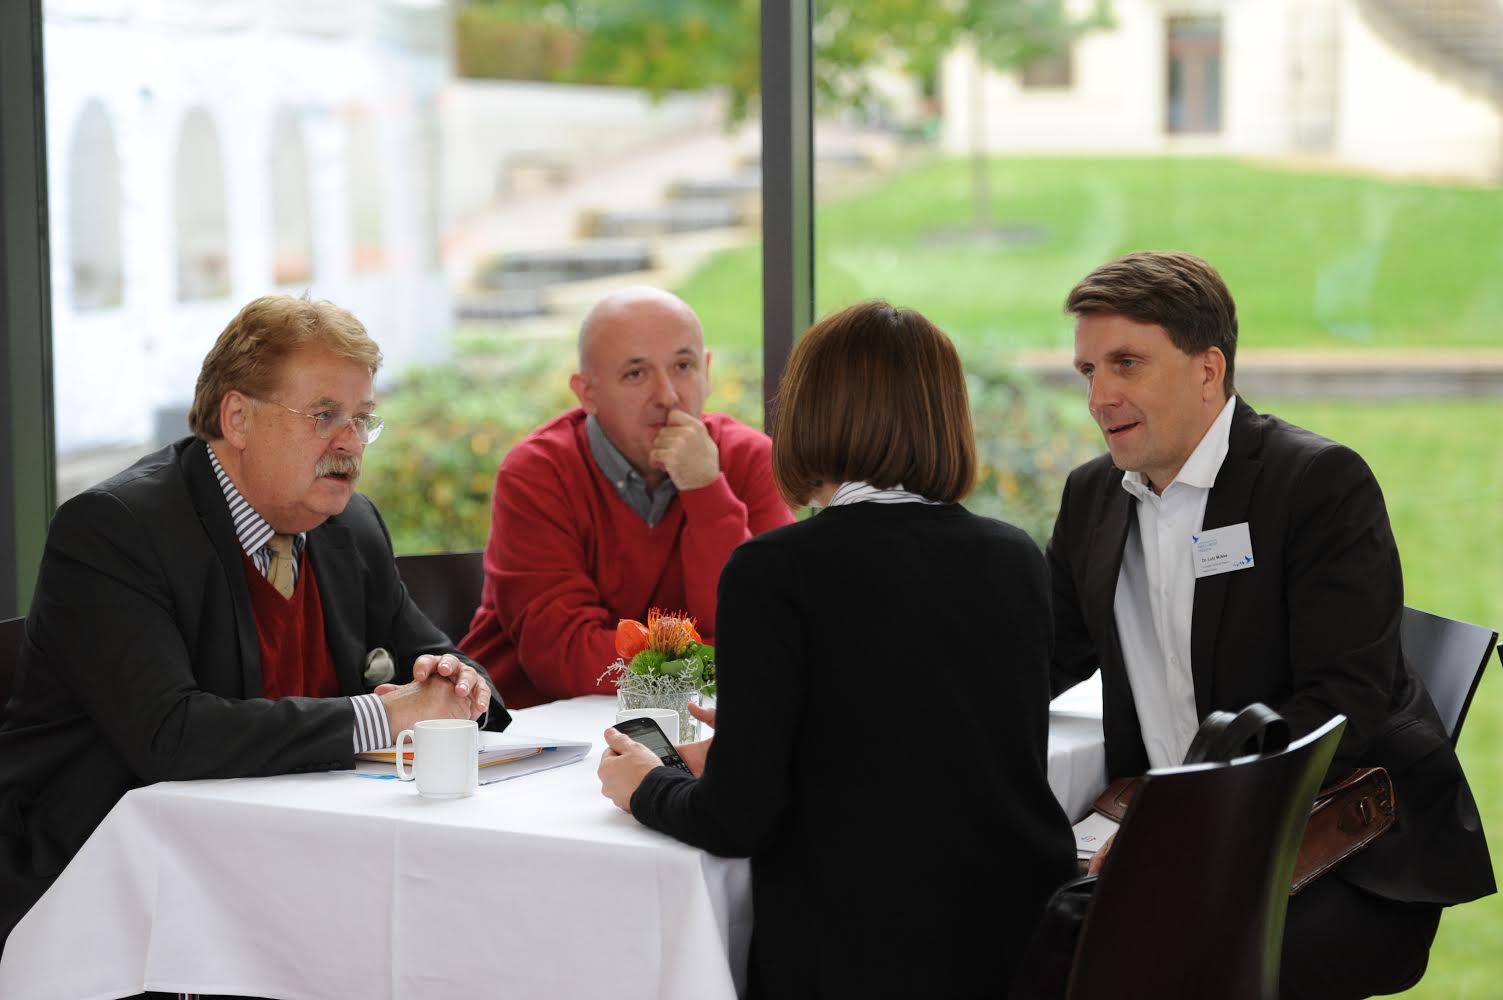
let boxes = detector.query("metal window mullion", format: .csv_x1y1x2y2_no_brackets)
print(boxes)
759,0,815,434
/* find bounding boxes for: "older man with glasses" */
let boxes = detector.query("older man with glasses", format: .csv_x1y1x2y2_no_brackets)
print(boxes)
0,294,510,956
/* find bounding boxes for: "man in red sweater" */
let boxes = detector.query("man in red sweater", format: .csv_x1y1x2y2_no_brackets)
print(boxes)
461,286,794,708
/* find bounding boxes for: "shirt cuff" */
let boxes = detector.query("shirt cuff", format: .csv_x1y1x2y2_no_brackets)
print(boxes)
351,693,393,752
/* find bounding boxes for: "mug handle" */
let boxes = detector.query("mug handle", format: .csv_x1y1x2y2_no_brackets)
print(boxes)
394,729,416,781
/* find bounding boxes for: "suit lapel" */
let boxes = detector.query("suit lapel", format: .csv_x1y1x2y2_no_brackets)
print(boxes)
1085,480,1134,640
1083,473,1150,769
307,517,369,696
1190,400,1264,717
183,440,263,698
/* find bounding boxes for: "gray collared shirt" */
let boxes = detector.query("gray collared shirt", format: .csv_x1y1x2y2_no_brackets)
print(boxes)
586,414,677,527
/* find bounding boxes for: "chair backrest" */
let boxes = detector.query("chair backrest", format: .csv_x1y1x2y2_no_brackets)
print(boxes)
0,616,24,724
1400,604,1497,745
393,550,485,644
1065,715,1346,1000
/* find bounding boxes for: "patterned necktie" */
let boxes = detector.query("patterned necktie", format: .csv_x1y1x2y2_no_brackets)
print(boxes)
265,533,297,599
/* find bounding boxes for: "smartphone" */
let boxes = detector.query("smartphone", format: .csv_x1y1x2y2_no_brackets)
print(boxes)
613,716,694,774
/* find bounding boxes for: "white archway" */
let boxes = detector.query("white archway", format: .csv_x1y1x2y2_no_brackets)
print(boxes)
67,100,123,311
270,106,314,285
174,107,231,301
347,110,384,273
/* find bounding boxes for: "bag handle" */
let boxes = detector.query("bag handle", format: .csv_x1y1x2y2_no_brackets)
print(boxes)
1182,702,1291,765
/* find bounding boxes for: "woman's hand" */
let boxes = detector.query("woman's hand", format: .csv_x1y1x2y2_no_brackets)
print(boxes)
675,703,718,777
598,727,668,812
1087,832,1115,875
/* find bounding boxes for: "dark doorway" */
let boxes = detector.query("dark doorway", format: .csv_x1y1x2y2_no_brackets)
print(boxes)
1167,14,1224,134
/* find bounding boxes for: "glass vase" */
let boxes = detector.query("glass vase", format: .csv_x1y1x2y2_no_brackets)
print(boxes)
615,675,700,743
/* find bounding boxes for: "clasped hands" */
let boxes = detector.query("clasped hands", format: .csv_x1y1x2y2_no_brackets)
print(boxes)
375,653,490,733
598,702,716,812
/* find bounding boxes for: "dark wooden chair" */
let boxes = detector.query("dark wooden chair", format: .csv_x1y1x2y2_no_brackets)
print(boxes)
1400,605,1498,745
1063,715,1346,1000
1,616,24,725
394,550,485,644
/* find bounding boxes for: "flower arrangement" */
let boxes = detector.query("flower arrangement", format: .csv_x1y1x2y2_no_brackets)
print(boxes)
600,608,716,742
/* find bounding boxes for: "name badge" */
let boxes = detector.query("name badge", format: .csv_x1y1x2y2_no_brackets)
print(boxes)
1192,522,1255,579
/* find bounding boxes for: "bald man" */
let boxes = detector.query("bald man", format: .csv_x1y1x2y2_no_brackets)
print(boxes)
460,287,794,708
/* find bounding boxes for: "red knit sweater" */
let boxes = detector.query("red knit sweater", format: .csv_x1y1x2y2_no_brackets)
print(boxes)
240,548,339,701
461,409,793,708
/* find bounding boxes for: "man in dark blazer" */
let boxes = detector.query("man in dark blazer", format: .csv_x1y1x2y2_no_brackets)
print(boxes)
1047,251,1493,999
0,295,510,954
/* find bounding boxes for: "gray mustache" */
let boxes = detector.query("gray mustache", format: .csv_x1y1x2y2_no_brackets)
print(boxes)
316,454,362,481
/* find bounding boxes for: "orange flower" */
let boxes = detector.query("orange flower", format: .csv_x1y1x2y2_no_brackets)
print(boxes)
645,607,700,654
614,619,649,661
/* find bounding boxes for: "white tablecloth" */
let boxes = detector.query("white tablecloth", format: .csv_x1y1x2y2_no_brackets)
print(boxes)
0,678,1103,1000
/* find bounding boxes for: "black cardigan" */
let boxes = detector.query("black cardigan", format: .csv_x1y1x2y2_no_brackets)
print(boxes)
631,501,1076,999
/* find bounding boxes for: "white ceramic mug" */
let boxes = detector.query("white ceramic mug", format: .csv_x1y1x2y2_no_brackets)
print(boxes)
395,719,479,798
615,707,682,744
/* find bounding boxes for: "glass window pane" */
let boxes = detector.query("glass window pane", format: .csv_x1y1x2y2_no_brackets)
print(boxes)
812,0,1503,984
44,2,762,565
44,6,455,497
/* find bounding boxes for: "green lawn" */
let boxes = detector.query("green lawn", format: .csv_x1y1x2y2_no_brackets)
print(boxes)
1267,399,1503,998
678,156,1503,354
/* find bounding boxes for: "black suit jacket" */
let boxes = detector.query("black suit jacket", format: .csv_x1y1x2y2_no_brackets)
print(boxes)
0,438,510,947
1047,399,1493,905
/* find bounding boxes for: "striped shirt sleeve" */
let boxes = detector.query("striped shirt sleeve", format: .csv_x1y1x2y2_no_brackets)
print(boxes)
351,694,392,751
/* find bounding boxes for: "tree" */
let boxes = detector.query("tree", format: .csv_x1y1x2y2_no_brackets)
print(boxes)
460,0,1112,227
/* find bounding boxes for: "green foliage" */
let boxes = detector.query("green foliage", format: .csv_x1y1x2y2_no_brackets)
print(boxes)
964,366,1100,544
690,642,717,697
619,639,715,696
462,0,1106,121
364,338,1098,554
454,7,583,81
627,648,667,675
362,344,765,555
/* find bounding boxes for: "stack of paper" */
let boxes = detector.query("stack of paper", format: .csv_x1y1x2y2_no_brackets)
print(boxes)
357,733,591,785
1072,812,1119,860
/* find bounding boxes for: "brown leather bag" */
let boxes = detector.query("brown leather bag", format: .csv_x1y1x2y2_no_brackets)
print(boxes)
1091,765,1396,894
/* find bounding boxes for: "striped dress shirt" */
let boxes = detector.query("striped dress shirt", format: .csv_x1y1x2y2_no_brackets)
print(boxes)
825,481,944,507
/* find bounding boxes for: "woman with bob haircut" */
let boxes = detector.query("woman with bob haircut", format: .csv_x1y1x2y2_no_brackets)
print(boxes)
598,300,1075,998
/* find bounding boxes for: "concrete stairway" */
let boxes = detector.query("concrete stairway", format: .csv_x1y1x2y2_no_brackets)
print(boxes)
1357,0,1503,100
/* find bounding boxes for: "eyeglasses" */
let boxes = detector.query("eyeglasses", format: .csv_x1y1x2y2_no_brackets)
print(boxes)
251,397,385,444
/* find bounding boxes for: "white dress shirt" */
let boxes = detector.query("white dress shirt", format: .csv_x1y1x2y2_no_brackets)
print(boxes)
1113,395,1238,768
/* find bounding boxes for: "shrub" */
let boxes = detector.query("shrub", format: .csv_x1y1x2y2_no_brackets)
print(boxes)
454,10,581,82
962,363,1101,545
363,343,1101,553
363,346,765,554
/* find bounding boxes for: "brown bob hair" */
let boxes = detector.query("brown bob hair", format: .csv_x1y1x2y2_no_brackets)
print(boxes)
1065,250,1238,396
188,295,383,440
772,300,975,508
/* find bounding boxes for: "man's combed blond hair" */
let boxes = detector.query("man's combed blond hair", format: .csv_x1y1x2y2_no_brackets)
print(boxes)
188,295,383,440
